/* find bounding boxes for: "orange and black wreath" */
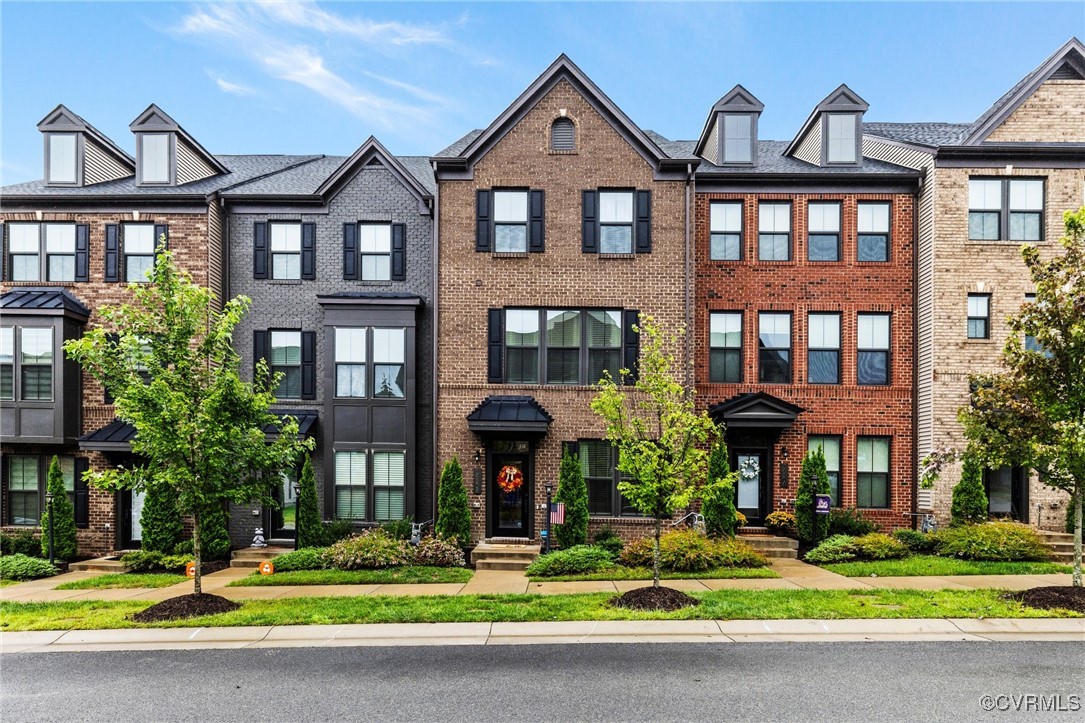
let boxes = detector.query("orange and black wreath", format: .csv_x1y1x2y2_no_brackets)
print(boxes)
497,465,524,494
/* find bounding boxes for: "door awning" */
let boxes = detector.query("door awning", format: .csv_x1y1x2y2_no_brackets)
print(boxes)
708,392,803,429
79,410,320,452
466,395,553,434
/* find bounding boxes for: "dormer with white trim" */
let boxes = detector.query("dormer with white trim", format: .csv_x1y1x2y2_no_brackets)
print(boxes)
37,105,134,187
129,104,227,187
694,85,764,166
785,84,869,167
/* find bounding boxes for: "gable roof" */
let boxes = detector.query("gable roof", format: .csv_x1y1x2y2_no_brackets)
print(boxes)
862,122,972,148
693,84,765,158
316,136,433,202
785,84,869,157
37,104,135,168
130,104,229,175
963,37,1085,145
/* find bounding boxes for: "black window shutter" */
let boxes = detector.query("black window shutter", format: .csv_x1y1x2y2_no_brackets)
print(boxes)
635,190,652,253
487,308,504,383
343,223,358,280
391,223,407,281
562,440,580,460
301,223,316,280
301,331,316,400
582,190,598,253
623,309,640,382
104,224,120,282
253,222,268,280
74,457,89,528
1,222,6,281
74,224,90,282
253,330,269,381
529,190,545,253
476,190,492,252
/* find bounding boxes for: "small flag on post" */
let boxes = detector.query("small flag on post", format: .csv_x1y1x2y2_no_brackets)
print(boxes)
550,502,565,525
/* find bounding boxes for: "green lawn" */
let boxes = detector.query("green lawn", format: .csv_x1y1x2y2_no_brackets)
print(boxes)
0,579,21,588
823,555,1073,578
228,566,473,587
529,567,779,583
1,588,1078,631
54,573,189,590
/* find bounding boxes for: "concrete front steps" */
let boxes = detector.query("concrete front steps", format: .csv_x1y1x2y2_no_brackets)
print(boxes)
69,557,128,572
231,546,293,568
471,541,541,571
1037,530,1077,564
737,532,799,559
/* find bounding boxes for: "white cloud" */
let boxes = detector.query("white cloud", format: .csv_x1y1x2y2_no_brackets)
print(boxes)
207,70,256,96
256,1,448,45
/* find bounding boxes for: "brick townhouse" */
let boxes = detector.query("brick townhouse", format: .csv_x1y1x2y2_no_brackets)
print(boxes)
864,37,1085,529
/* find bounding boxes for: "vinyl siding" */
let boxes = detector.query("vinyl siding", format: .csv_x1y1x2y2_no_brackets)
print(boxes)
83,140,132,185
176,140,216,185
793,117,822,166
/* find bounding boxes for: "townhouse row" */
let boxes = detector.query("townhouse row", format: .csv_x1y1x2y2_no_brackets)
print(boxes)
2,39,1082,554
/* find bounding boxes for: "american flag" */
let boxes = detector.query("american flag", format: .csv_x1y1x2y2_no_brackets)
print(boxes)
550,502,565,525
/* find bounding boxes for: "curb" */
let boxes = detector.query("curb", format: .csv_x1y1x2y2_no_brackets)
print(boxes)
2,618,1081,653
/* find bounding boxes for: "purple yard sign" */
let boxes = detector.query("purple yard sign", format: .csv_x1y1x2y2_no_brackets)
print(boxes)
815,495,831,514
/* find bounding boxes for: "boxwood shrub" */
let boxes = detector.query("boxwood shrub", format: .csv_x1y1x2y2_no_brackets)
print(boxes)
850,533,909,560
935,521,1049,561
893,529,939,554
525,545,616,577
619,531,766,572
804,535,859,564
271,547,329,572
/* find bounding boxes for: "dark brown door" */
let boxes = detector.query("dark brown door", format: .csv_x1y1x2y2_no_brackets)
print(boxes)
491,452,530,538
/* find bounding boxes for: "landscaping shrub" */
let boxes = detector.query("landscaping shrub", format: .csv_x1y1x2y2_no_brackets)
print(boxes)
850,533,909,560
555,446,589,549
951,455,988,526
619,531,766,572
296,454,325,549
804,535,859,564
592,526,624,558
935,521,1049,561
380,517,414,542
322,519,355,545
1,530,41,557
412,537,466,567
173,539,194,556
270,547,328,572
120,550,191,573
734,511,747,529
139,479,183,554
525,545,616,577
702,438,737,537
0,554,57,581
764,511,797,535
39,456,78,561
435,457,471,543
796,448,831,545
828,507,878,537
198,501,232,561
323,529,412,570
893,529,939,554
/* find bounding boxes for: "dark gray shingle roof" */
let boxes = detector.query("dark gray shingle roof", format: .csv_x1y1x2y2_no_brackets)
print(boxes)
683,140,917,175
862,122,972,147
643,130,700,160
397,155,437,195
220,156,341,196
435,130,483,158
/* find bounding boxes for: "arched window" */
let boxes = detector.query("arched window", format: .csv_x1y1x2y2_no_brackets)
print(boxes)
550,117,575,151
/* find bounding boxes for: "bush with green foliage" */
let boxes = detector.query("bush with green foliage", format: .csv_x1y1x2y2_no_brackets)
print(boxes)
198,501,231,561
828,507,878,537
435,457,471,543
935,521,1049,561
380,517,414,542
1,530,41,557
525,545,616,577
412,537,467,567
893,529,939,554
850,533,909,560
39,456,78,561
796,448,831,545
702,438,737,537
804,535,859,564
322,519,355,545
764,511,797,535
322,529,412,570
951,455,988,526
295,454,325,549
139,480,183,554
619,531,766,571
0,554,57,581
270,547,328,572
555,447,589,549
173,539,194,556
592,526,624,558
119,550,191,573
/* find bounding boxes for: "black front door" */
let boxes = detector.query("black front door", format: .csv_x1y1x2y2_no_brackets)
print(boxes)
265,470,298,541
491,447,531,538
733,449,767,526
119,489,145,549
985,466,1029,523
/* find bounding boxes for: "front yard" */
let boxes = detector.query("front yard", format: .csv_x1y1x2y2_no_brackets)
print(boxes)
228,567,472,587
823,556,1073,578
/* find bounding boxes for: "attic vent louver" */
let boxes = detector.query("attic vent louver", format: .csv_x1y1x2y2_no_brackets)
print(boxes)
551,117,575,151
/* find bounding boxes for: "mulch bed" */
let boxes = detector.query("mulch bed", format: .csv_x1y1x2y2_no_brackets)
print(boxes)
131,593,240,623
1008,586,1085,614
610,585,700,612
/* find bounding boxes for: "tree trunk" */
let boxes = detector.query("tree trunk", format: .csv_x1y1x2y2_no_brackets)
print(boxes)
653,517,661,589
192,510,202,596
1073,485,1082,588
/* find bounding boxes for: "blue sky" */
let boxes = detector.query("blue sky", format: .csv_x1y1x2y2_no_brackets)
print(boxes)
2,1,1083,184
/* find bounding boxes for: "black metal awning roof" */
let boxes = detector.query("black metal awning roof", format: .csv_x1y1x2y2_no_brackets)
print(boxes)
1,287,91,320
466,395,553,434
78,410,320,452
707,392,803,429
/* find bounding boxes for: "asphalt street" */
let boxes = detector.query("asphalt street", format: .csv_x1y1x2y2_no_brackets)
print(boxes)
2,642,1083,722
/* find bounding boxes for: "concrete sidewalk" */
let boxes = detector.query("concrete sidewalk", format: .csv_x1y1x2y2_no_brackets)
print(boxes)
2,618,1081,653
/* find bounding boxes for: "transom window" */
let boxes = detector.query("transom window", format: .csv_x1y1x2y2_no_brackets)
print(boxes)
599,192,634,254
807,313,840,384
580,440,638,517
758,312,791,383
709,312,742,383
710,202,743,260
270,223,302,280
722,114,753,164
857,437,890,508
967,294,990,339
334,449,405,522
857,313,890,385
826,114,857,164
124,224,156,282
807,203,841,261
857,202,890,261
968,178,1044,241
8,223,77,282
808,436,841,506
270,331,302,398
758,203,791,261
359,224,391,280
141,133,170,184
503,309,621,385
335,328,366,398
493,191,528,253
48,134,77,184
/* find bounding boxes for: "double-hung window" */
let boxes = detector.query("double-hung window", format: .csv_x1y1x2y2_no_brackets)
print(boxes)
20,328,53,401
857,202,890,261
9,223,80,283
710,202,742,260
334,451,367,520
141,134,170,184
502,309,622,385
334,450,405,522
505,310,540,384
360,224,391,280
0,328,13,400
270,223,302,280
581,440,636,517
807,313,840,384
586,311,622,384
493,191,528,253
6,456,41,526
857,313,890,385
335,328,366,398
758,312,791,383
709,312,742,383
969,178,1044,241
44,224,77,281
967,294,990,339
758,203,791,261
48,134,78,184
123,224,156,282
599,192,633,253
372,451,405,520
807,203,841,261
857,437,890,508
8,224,41,281
808,436,841,506
373,328,405,398
545,310,581,384
270,331,302,398
826,115,857,164
722,114,753,164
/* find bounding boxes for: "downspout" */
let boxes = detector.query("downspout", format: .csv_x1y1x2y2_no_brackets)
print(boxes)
911,173,922,530
684,162,694,392
430,162,440,525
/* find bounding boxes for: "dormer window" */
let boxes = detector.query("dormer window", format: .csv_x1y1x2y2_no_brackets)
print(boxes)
826,114,857,164
140,133,171,184
47,134,78,185
722,114,753,164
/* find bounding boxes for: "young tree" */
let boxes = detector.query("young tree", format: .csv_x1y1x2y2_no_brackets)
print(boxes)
555,446,589,549
950,454,988,526
40,456,78,561
591,316,717,588
295,454,325,548
64,247,311,595
960,208,1085,587
702,437,737,538
435,457,471,544
139,479,184,554
796,447,831,545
